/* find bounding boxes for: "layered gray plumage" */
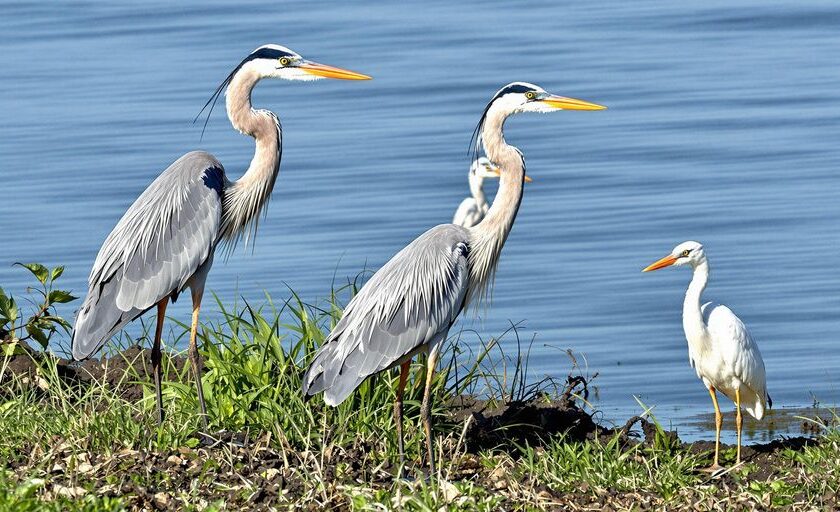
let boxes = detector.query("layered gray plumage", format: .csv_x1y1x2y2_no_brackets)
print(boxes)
301,82,605,474
303,224,470,405
68,44,370,425
71,152,224,360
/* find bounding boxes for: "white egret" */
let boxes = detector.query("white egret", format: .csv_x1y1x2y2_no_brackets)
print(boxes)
452,157,532,228
643,241,771,469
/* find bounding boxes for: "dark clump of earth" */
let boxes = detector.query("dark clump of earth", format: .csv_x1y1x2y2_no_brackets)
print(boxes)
1,344,188,401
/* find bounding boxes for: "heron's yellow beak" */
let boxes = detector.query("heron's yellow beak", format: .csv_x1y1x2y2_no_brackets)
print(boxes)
299,61,371,80
642,254,678,272
487,167,533,183
541,95,606,111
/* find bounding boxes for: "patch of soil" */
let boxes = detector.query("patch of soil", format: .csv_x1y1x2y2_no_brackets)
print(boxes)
1,345,187,401
2,346,833,509
451,395,607,453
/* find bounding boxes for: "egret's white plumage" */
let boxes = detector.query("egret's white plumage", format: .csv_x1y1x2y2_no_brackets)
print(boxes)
452,157,500,228
644,240,770,468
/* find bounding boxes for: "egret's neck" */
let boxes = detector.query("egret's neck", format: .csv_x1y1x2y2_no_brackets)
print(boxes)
683,261,710,352
219,67,282,246
469,174,487,210
466,107,524,306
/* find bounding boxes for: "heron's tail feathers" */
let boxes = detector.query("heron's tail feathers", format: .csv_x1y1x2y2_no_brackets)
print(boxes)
302,340,374,407
71,278,144,361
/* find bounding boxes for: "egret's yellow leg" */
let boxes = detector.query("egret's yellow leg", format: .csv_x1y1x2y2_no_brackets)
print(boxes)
735,388,743,464
394,361,411,477
188,297,208,429
420,350,439,476
151,298,169,424
708,387,722,469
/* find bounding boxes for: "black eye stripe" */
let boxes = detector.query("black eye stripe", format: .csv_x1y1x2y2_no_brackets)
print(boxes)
245,47,295,64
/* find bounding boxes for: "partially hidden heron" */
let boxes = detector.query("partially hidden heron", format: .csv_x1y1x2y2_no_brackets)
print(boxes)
302,82,605,475
452,157,532,228
643,241,771,469
71,44,370,427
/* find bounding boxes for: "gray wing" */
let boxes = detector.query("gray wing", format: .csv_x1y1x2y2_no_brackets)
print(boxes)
302,224,471,406
71,151,225,360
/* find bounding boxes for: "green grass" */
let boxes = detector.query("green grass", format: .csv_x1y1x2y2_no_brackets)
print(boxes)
0,287,838,510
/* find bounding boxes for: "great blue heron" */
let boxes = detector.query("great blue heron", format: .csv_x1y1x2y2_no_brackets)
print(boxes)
643,241,771,469
451,157,532,228
71,44,370,426
302,82,605,475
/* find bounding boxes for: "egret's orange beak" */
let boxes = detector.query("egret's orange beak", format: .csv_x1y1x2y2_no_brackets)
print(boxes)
486,167,533,183
299,61,371,80
643,254,678,272
541,95,606,111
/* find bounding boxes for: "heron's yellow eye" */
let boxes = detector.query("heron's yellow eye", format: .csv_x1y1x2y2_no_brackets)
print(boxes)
279,57,290,66
525,92,536,100
681,250,690,257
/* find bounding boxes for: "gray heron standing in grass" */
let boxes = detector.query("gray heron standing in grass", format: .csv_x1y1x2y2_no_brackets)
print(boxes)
71,44,370,427
302,82,605,475
643,241,771,469
452,157,533,228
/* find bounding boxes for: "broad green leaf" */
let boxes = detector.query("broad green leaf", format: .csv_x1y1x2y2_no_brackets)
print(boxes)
51,266,65,281
48,289,77,304
3,297,18,324
1,340,27,356
25,324,49,348
15,262,49,284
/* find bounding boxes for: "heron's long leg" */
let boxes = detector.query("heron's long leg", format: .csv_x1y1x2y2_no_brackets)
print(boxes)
189,295,208,430
151,298,169,424
735,388,743,464
394,361,411,477
708,386,722,469
420,349,439,476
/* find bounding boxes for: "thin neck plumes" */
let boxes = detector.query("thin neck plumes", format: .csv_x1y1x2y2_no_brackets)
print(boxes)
683,260,710,354
465,106,525,306
218,66,282,247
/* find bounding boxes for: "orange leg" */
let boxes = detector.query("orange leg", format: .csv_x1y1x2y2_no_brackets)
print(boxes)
735,388,743,464
420,349,440,476
708,386,723,469
189,296,208,429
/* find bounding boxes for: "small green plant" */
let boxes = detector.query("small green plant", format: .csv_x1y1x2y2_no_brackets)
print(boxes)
0,263,76,352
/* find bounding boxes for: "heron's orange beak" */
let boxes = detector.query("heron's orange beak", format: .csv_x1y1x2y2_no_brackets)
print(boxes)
541,95,606,111
299,61,371,80
642,254,678,272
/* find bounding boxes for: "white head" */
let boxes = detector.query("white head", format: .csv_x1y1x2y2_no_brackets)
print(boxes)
643,240,707,272
470,82,606,165
484,82,607,117
235,44,371,81
469,157,533,184
470,157,501,180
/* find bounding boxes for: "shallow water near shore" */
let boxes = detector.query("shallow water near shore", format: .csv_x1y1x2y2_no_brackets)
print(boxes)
2,0,840,443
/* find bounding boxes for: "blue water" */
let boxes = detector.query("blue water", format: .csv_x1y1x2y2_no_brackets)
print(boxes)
2,1,839,442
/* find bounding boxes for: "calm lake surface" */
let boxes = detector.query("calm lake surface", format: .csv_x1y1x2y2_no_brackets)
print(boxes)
2,0,839,442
